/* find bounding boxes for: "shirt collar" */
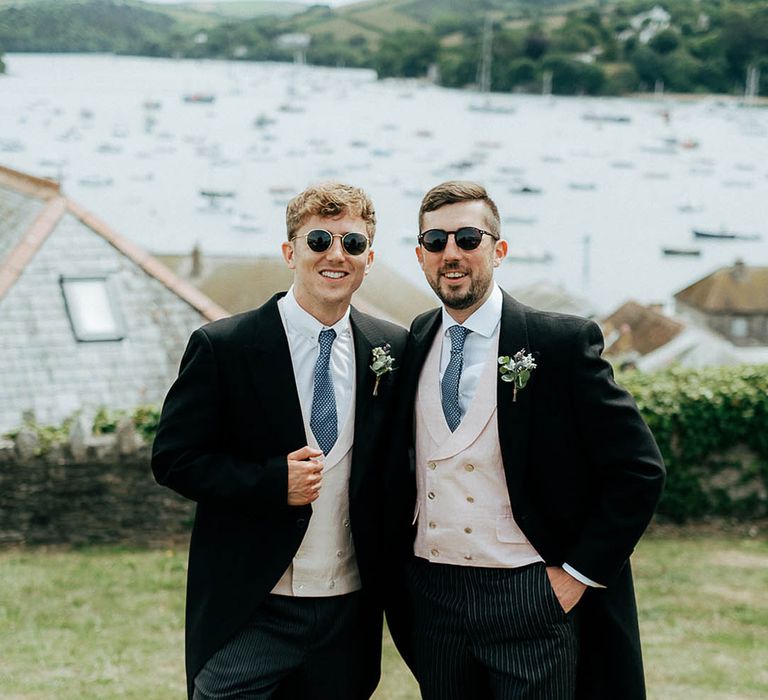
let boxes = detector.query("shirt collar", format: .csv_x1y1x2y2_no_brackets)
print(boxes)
440,283,502,338
284,285,351,341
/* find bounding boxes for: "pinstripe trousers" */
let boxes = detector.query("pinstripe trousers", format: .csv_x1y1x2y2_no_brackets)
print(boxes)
193,591,376,700
406,558,578,700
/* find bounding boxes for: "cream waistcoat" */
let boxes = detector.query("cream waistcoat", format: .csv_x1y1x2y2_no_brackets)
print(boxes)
271,383,361,596
414,328,542,568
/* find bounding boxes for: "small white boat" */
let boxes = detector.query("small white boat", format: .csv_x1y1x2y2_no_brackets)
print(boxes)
662,247,701,257
468,99,516,115
230,213,262,233
183,93,215,104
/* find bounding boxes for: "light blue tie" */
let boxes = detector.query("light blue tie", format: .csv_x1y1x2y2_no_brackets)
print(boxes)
441,325,471,432
310,328,338,455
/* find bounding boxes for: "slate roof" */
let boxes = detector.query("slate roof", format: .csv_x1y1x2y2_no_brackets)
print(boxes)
0,165,227,320
0,164,229,430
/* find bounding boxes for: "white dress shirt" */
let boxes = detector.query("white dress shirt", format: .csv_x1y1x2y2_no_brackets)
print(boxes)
278,286,355,436
439,283,503,418
438,283,603,589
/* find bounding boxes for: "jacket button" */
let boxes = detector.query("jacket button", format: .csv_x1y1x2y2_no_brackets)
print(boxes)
428,462,437,470
465,464,475,472
427,492,436,500
296,518,306,528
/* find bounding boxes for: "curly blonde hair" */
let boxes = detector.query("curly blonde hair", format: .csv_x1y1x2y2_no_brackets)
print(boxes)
286,182,376,242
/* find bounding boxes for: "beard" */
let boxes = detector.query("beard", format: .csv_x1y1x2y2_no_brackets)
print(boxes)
427,262,494,311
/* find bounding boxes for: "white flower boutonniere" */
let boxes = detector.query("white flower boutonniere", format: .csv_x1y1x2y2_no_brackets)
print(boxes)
370,343,396,396
498,349,537,402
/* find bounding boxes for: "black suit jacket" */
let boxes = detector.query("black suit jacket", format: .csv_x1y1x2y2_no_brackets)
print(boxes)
151,293,407,699
389,291,665,699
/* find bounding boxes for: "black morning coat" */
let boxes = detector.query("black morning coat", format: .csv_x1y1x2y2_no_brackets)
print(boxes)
385,291,666,700
151,293,408,699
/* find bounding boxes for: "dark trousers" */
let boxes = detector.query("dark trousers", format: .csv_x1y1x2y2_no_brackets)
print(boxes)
407,558,578,700
193,591,378,700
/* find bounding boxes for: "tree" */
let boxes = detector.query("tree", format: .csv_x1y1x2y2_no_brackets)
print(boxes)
630,45,665,88
649,28,680,55
660,49,700,92
373,30,439,79
501,58,538,91
524,28,550,60
437,44,477,88
721,7,768,81
603,63,640,95
542,54,605,95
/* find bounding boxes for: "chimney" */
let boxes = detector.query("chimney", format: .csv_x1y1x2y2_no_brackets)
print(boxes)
191,244,202,278
731,258,746,282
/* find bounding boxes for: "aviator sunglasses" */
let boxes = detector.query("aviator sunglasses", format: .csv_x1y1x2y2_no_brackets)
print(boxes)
292,229,370,256
418,227,499,253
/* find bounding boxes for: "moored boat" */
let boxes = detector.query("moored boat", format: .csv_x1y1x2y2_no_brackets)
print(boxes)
692,229,762,241
662,247,701,257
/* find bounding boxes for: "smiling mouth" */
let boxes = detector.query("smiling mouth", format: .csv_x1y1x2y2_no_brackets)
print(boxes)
320,270,348,279
442,271,468,280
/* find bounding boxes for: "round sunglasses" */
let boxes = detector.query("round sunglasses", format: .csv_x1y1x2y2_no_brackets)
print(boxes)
292,229,370,256
418,227,499,253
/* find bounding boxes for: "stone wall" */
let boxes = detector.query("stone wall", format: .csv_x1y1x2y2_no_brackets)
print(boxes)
0,419,194,547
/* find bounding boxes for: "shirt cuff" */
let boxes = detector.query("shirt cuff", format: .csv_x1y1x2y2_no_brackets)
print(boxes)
563,563,606,588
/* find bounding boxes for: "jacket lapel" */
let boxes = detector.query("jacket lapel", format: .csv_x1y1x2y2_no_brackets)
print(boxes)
348,308,382,501
243,293,307,457
406,309,442,398
497,292,533,503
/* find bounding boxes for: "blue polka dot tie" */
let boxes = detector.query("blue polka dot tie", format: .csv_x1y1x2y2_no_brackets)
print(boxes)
310,328,338,455
441,325,471,432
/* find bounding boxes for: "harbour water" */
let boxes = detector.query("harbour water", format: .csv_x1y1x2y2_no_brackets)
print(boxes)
1,53,767,314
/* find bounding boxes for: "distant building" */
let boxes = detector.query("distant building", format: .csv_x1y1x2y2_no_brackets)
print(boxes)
633,261,768,370
601,300,684,367
674,259,768,346
507,281,597,319
636,322,768,371
276,33,311,65
157,246,436,327
0,165,226,432
629,5,672,44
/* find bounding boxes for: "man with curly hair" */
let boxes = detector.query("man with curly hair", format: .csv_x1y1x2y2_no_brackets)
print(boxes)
153,182,407,699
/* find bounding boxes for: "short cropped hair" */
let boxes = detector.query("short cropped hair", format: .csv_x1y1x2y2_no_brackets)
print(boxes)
418,181,501,238
286,182,376,242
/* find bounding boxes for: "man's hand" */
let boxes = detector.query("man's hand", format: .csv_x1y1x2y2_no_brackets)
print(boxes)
287,446,324,506
545,566,587,614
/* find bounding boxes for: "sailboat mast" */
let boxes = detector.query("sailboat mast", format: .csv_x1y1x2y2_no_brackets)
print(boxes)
477,15,493,93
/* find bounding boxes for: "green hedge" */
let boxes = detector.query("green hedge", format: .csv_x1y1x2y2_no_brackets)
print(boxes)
6,366,768,522
619,365,768,522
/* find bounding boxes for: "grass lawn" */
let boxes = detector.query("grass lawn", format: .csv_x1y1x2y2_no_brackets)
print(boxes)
1,527,766,699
